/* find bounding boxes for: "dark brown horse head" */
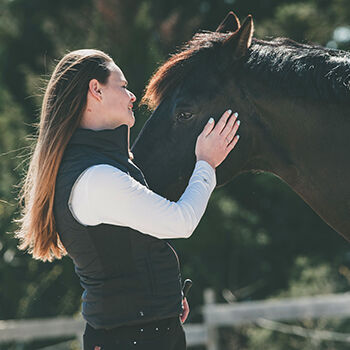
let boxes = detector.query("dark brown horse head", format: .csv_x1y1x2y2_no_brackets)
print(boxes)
133,12,257,200
132,11,350,237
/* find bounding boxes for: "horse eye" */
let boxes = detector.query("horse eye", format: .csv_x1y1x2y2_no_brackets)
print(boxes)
177,112,193,121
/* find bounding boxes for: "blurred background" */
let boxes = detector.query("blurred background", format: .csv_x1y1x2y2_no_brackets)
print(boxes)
1,0,350,349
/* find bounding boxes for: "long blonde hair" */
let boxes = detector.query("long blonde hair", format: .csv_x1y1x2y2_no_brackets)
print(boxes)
14,49,114,262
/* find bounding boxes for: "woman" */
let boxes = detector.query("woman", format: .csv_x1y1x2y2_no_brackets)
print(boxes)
14,49,240,350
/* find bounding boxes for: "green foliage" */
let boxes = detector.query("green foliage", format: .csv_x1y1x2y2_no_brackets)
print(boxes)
0,1,350,349
256,3,333,43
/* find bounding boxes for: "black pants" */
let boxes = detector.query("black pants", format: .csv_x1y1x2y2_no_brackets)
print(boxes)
83,316,187,350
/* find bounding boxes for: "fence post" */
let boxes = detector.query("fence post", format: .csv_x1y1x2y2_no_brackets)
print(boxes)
203,288,219,350
78,332,83,350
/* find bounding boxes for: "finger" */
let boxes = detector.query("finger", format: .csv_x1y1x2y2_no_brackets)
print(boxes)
180,310,187,323
220,112,239,137
201,117,215,137
181,298,189,321
183,297,189,312
226,134,240,152
181,299,189,323
214,109,232,134
183,308,189,323
224,119,240,143
180,298,185,318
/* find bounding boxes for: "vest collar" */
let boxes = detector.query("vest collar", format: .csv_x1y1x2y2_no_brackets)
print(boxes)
68,124,130,158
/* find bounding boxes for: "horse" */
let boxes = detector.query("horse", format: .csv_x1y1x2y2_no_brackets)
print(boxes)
132,11,350,241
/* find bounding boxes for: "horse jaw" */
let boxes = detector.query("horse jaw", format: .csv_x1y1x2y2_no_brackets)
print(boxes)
246,87,350,240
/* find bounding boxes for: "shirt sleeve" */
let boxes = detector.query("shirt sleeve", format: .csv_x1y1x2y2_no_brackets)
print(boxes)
68,160,216,239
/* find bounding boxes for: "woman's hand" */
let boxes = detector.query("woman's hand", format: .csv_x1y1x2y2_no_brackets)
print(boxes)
180,297,190,324
195,109,240,169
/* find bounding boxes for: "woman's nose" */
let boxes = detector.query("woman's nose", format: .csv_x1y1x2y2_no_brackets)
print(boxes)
130,92,136,102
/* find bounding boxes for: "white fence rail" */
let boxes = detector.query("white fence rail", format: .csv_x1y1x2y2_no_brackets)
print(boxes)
0,317,84,343
1,291,350,349
203,292,350,326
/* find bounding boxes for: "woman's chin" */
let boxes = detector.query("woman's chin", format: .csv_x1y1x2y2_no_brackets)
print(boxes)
128,114,135,128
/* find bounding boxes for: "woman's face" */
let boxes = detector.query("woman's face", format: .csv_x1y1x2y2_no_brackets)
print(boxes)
101,64,136,128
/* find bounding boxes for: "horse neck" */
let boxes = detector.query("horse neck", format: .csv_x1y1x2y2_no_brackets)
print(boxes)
243,82,350,238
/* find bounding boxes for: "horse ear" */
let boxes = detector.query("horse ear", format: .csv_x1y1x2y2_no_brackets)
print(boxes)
223,15,254,58
216,11,240,33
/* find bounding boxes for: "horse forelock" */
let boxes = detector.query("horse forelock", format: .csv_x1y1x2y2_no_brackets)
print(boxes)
141,31,350,110
141,31,229,110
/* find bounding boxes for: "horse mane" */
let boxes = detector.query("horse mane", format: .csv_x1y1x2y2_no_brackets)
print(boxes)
142,32,350,109
246,37,350,103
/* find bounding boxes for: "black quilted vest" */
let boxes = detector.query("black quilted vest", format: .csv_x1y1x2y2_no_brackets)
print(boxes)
53,124,183,329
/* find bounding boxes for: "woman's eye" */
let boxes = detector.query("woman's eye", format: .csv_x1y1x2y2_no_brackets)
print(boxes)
177,112,193,121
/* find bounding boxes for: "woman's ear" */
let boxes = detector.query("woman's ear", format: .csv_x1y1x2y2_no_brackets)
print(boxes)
88,79,103,101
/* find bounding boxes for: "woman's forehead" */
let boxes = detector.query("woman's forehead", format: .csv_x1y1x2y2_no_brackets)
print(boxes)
109,66,127,83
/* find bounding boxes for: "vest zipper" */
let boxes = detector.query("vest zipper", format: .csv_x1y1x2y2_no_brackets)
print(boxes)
166,242,180,269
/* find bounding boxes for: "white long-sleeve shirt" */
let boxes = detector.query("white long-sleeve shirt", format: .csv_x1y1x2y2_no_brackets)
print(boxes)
68,160,216,239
